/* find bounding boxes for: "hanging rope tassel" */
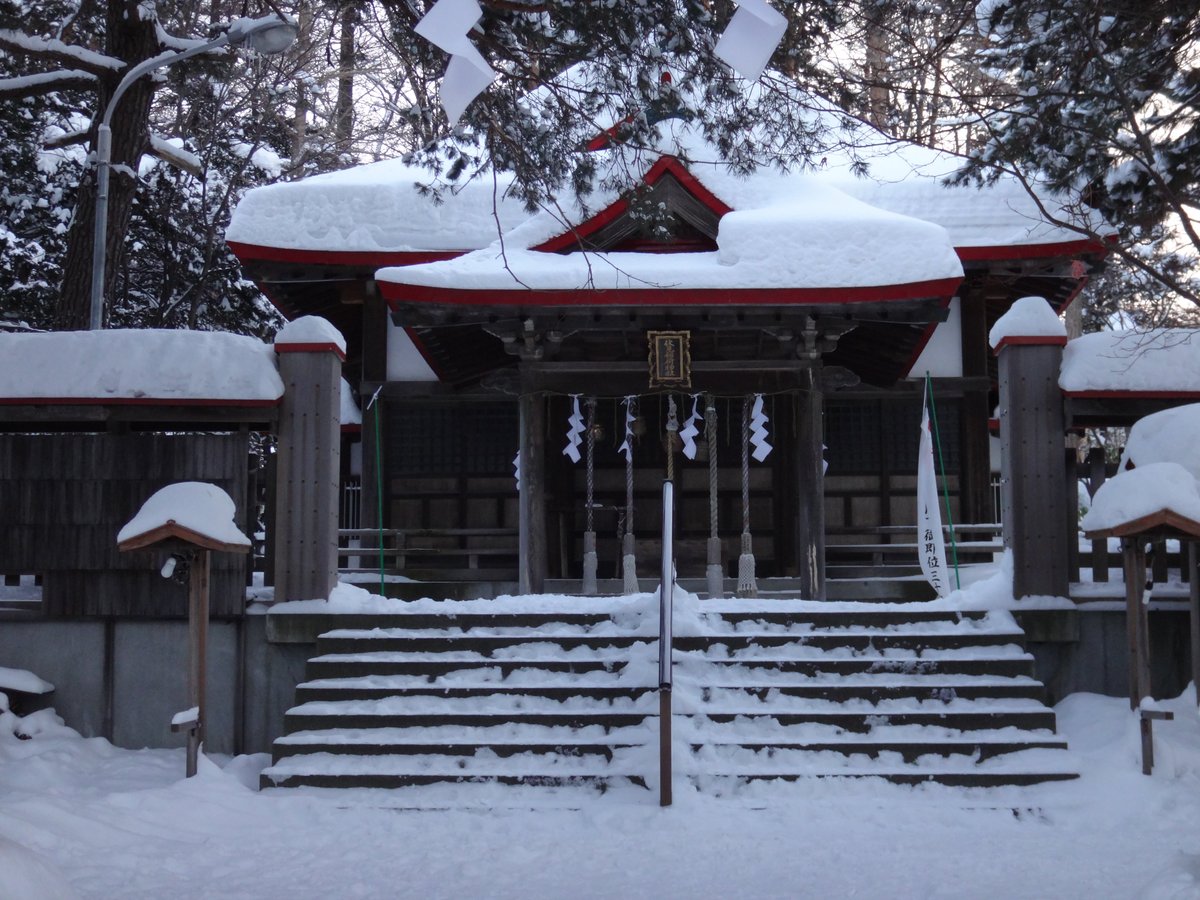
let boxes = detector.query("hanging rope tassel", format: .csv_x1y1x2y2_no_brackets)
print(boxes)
582,397,598,595
737,395,758,598
705,394,723,599
621,396,639,594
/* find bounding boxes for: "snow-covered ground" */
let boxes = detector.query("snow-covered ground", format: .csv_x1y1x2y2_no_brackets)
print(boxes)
2,685,1198,899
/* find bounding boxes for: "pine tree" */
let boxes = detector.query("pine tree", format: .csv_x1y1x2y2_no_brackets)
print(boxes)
960,0,1200,304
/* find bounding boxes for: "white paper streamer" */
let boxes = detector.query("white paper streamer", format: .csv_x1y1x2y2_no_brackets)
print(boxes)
563,395,584,463
680,394,703,460
714,0,787,81
749,393,772,462
414,0,497,122
513,451,521,491
617,396,636,463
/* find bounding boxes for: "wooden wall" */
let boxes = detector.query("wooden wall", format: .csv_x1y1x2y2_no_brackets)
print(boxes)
0,433,250,618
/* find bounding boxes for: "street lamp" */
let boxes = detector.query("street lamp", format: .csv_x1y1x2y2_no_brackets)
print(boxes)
89,13,298,330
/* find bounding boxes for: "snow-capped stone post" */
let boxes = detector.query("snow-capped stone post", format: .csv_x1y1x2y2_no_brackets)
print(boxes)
274,317,345,603
117,483,251,778
991,297,1070,600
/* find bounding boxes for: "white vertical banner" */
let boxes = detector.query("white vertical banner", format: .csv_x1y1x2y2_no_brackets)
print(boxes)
414,0,497,122
918,396,949,598
714,0,788,81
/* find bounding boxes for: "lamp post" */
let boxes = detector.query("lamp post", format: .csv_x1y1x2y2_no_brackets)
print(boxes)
89,14,298,330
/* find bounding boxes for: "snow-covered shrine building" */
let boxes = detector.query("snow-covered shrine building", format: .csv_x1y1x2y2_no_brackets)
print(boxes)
227,117,1107,599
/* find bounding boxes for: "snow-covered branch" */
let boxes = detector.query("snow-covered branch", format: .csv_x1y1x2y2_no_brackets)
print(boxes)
0,29,123,75
0,69,97,98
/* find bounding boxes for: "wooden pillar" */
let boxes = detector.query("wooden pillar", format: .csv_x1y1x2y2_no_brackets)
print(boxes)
519,379,547,594
360,392,383,532
274,321,344,602
1088,448,1110,582
1122,538,1151,710
959,294,993,523
1065,448,1081,582
362,289,388,383
187,549,210,778
795,367,826,600
1191,543,1200,708
996,335,1069,599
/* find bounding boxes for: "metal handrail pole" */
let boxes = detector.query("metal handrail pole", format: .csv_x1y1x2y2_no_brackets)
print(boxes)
658,479,674,806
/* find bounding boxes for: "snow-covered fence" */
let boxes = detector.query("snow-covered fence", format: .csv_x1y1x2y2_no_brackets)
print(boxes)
0,322,347,614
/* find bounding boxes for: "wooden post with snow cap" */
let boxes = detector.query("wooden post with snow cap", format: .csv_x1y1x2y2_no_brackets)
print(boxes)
992,297,1070,600
274,316,345,603
118,483,250,777
1082,463,1200,774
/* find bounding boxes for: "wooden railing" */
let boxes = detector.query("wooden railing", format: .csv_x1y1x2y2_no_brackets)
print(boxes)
825,523,1004,579
338,527,519,580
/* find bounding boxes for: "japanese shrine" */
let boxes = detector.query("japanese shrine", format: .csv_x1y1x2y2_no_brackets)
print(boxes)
227,111,1108,600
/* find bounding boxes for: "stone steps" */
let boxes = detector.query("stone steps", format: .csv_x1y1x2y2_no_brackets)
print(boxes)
261,599,1075,796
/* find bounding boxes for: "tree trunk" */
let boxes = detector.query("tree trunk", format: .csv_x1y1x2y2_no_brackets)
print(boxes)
864,6,891,132
334,4,355,158
56,1,159,330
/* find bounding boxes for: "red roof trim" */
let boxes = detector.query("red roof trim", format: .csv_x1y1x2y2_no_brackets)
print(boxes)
533,157,734,254
1063,390,1200,399
382,276,963,309
993,335,1068,353
0,397,281,407
956,238,1110,262
228,240,464,268
403,327,446,382
275,341,348,361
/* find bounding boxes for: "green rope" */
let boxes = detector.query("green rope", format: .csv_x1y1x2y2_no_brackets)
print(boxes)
373,393,385,599
925,374,961,590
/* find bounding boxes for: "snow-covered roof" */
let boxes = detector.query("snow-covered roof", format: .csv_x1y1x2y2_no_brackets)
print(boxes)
1120,404,1200,480
228,114,1105,267
117,481,251,551
1059,331,1200,395
377,185,962,296
0,330,284,404
226,156,527,255
1081,462,1200,536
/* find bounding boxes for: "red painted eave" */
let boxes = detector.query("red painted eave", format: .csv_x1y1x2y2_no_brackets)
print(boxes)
227,240,465,269
1063,389,1200,400
955,236,1112,263
381,276,964,310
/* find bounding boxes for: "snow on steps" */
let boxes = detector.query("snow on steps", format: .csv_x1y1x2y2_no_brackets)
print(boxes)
260,600,1076,797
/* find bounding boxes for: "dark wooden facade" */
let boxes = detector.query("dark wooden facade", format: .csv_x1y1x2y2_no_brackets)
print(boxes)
0,431,254,617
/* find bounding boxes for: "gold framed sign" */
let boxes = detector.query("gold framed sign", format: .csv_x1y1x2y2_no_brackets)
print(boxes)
648,330,691,388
